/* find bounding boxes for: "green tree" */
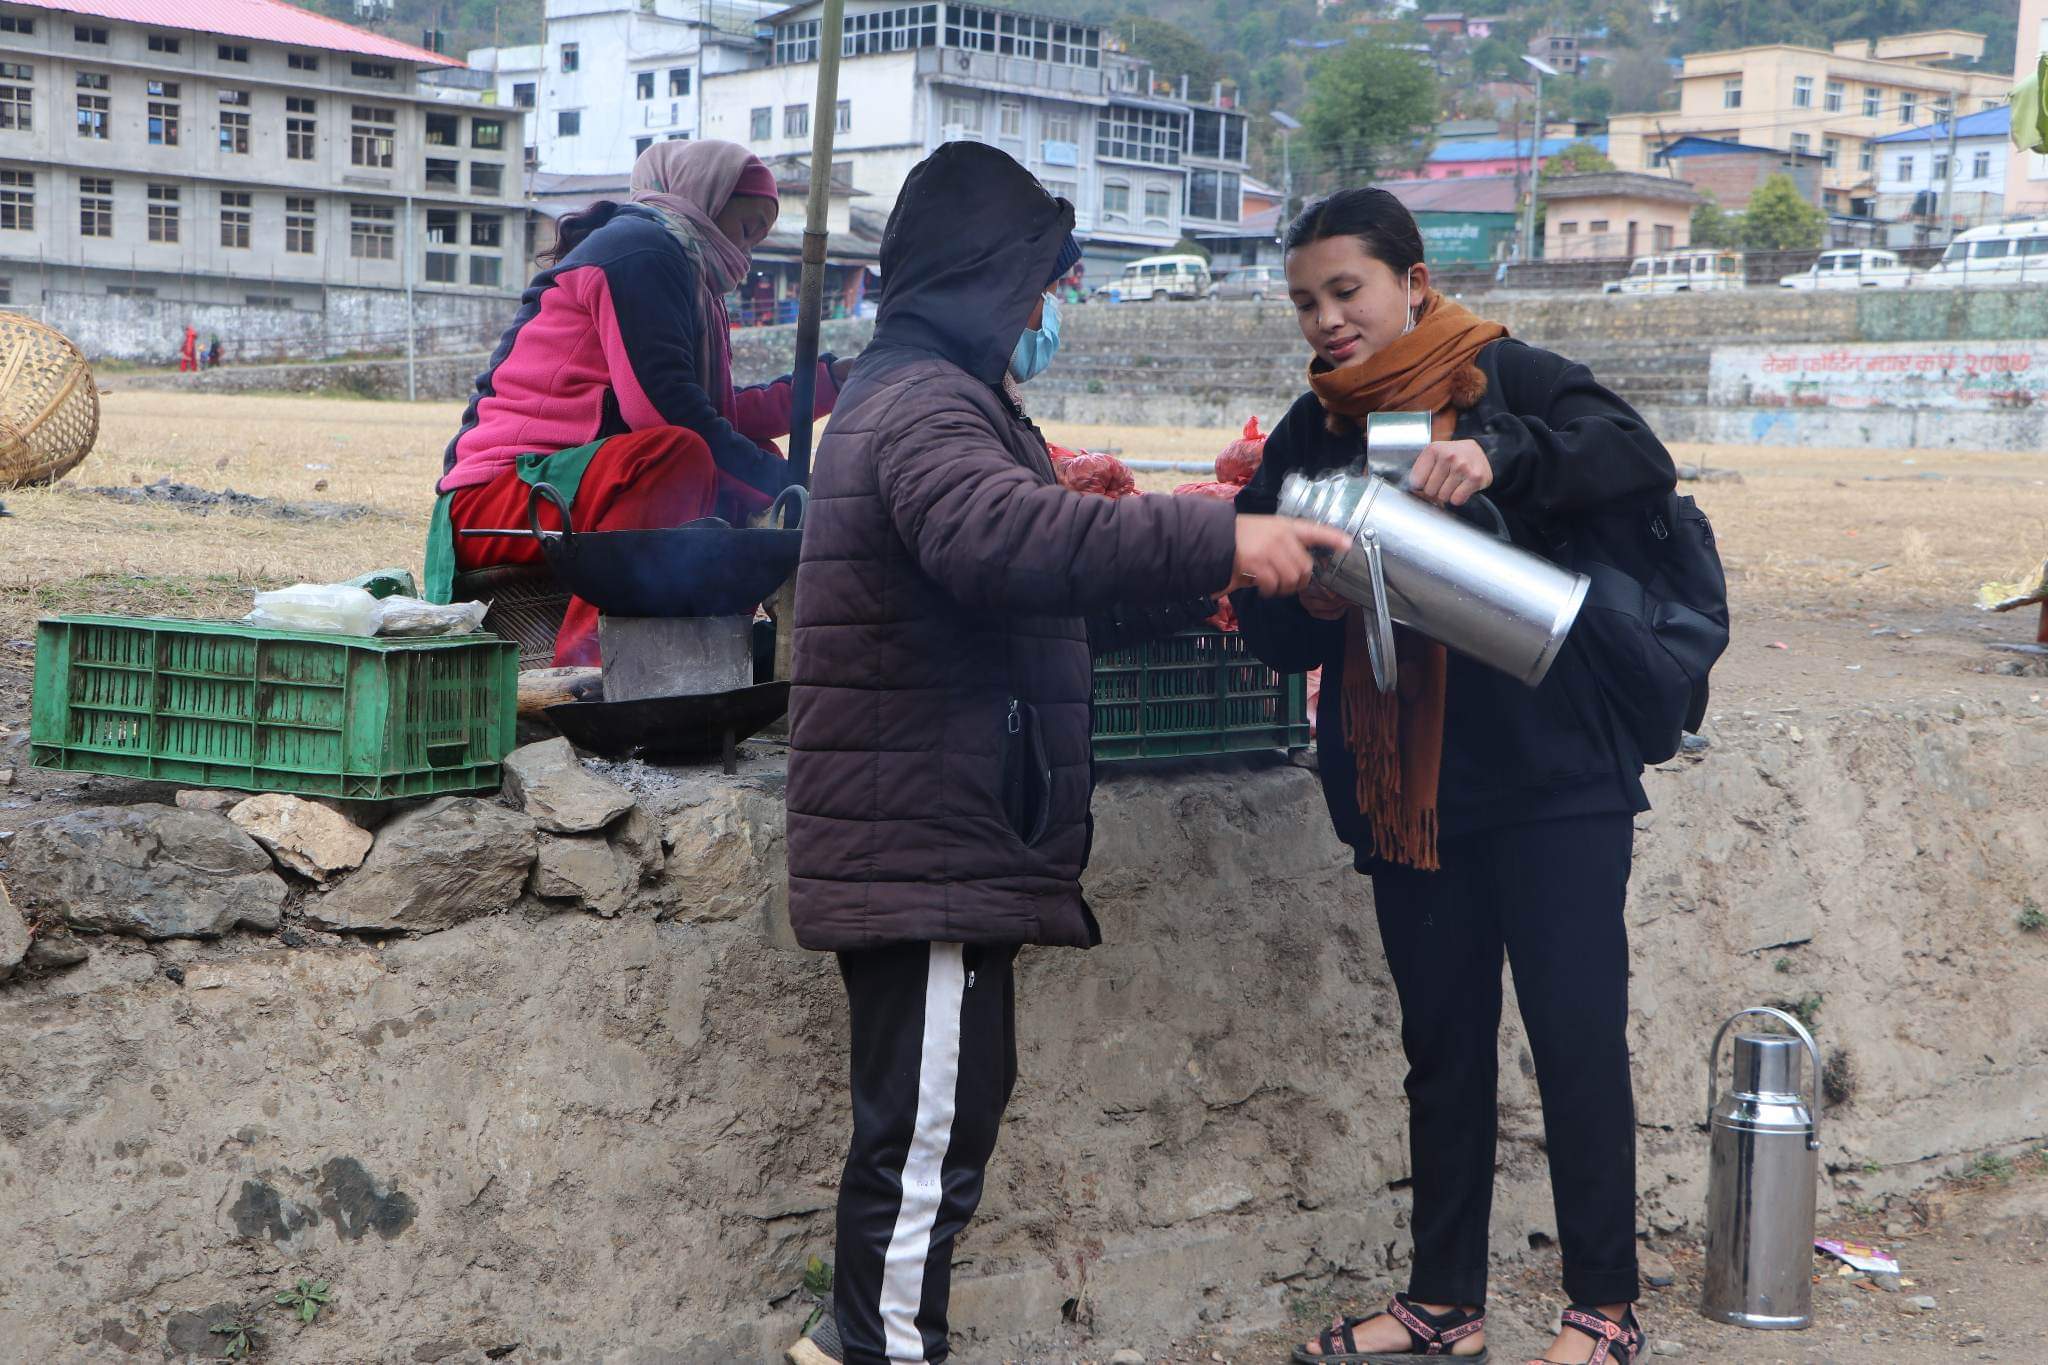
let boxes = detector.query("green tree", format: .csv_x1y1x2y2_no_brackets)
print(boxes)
1741,173,1825,251
1116,16,1221,93
1689,193,1742,249
1301,40,1439,187
1545,140,1617,175
1567,80,1614,126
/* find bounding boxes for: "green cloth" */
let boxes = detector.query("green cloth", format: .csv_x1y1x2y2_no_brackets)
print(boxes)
423,439,608,604
2014,54,2048,156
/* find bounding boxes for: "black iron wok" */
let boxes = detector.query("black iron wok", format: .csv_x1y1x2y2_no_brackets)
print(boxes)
514,482,804,618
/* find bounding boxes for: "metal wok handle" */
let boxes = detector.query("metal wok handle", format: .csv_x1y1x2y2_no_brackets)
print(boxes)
768,483,808,531
526,481,574,544
1706,1006,1821,1150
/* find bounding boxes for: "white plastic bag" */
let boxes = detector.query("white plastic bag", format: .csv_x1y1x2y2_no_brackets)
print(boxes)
245,583,382,636
371,596,488,637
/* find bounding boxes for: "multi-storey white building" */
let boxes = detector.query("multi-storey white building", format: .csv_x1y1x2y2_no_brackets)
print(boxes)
477,0,1254,282
0,0,528,358
1872,105,2009,242
469,0,783,176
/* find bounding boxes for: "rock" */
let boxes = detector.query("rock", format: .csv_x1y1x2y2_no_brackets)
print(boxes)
174,789,240,814
1960,1328,1988,1344
1640,1246,1676,1288
1109,1350,1146,1364
501,738,634,834
227,793,372,882
1909,1295,1939,1312
1650,1342,1684,1358
8,805,283,939
1872,1272,1904,1293
22,931,88,971
609,804,664,883
0,878,27,982
305,798,534,935
661,785,786,924
532,833,636,918
1884,1220,1906,1237
0,766,14,786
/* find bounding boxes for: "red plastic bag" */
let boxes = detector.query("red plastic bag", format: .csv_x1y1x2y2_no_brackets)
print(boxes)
1216,415,1267,487
1056,450,1138,500
1172,479,1240,500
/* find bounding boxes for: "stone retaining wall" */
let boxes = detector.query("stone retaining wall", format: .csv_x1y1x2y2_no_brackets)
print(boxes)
3,696,2046,1362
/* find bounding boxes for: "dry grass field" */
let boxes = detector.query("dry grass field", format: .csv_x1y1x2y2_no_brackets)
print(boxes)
1,391,2044,661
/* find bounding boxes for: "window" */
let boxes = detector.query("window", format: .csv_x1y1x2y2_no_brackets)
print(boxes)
1144,185,1170,221
1097,105,1183,165
1654,224,1675,251
471,213,502,248
470,162,502,195
220,89,250,107
513,82,535,109
147,81,179,145
1185,168,1240,222
1589,218,1610,235
836,99,850,133
1974,150,1993,179
774,19,820,64
1793,76,1812,109
1934,96,1952,123
1558,221,1578,235
1721,78,1741,109
75,25,108,45
425,207,458,244
560,43,579,73
1898,92,1916,125
666,132,688,141
290,52,319,72
426,112,459,146
1789,132,1811,157
75,81,108,140
470,255,503,287
750,106,771,140
351,105,395,167
944,95,981,131
220,190,251,248
1041,178,1076,202
472,119,503,150
635,71,655,100
784,103,809,137
1896,155,1914,181
79,175,110,236
1823,136,1839,169
946,6,1097,66
352,61,395,80
557,110,580,137
219,44,249,62
1102,180,1129,219
286,196,316,253
0,16,32,34
1864,86,1881,118
0,168,31,230
1045,112,1074,145
150,34,181,54
147,183,179,242
106,284,155,297
220,110,250,154
425,157,459,188
426,251,459,283
842,4,940,56
635,135,654,156
349,202,395,259
245,294,294,308
1859,144,1873,172
669,68,690,97
1825,79,1844,112
0,68,29,133
999,100,1022,138
287,97,316,160
1933,154,1950,181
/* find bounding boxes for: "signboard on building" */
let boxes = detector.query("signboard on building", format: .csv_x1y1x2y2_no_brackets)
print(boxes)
1414,211,1516,264
1710,341,2048,410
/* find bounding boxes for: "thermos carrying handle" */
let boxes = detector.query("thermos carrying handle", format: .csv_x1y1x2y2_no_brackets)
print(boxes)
1357,528,1397,694
1707,1006,1821,1151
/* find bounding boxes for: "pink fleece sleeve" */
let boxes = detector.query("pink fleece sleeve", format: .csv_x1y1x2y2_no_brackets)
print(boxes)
731,361,840,443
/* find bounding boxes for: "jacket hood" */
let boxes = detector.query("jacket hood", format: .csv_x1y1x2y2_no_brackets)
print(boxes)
874,143,1074,387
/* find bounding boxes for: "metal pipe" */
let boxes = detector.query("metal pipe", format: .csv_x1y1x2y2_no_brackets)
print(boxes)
784,0,847,488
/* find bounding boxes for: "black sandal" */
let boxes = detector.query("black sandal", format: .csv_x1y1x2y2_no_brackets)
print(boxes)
1292,1292,1490,1362
1525,1306,1644,1365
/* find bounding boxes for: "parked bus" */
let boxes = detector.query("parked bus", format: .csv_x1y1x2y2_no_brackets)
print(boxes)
1916,219,2048,289
1604,249,1746,295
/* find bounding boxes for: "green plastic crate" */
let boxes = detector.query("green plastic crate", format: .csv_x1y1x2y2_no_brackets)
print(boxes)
1092,626,1311,762
29,616,518,799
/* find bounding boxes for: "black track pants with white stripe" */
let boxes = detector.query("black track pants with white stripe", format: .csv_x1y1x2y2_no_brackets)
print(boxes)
832,941,1019,1365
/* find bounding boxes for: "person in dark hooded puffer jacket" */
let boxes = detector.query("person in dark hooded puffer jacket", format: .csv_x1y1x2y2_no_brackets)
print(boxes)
784,143,1348,1365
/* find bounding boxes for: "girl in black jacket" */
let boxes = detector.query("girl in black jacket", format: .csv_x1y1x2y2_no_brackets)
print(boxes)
1238,189,1676,1365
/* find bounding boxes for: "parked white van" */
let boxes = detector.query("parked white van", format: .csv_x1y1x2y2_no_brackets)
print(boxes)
1916,219,2048,289
1604,249,1746,295
1778,248,1915,290
1100,253,1213,303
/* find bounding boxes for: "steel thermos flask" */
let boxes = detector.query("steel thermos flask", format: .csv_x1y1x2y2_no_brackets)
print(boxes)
1698,1007,1822,1330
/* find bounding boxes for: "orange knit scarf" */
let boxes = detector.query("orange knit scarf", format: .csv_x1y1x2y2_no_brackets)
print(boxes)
1306,290,1508,870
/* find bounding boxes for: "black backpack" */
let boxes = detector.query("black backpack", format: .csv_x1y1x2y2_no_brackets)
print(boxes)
1560,489,1731,764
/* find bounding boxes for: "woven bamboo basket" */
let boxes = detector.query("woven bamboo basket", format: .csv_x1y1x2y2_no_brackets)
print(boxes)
0,312,100,490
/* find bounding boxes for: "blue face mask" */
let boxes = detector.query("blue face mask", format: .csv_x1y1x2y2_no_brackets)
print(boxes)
1008,292,1061,383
